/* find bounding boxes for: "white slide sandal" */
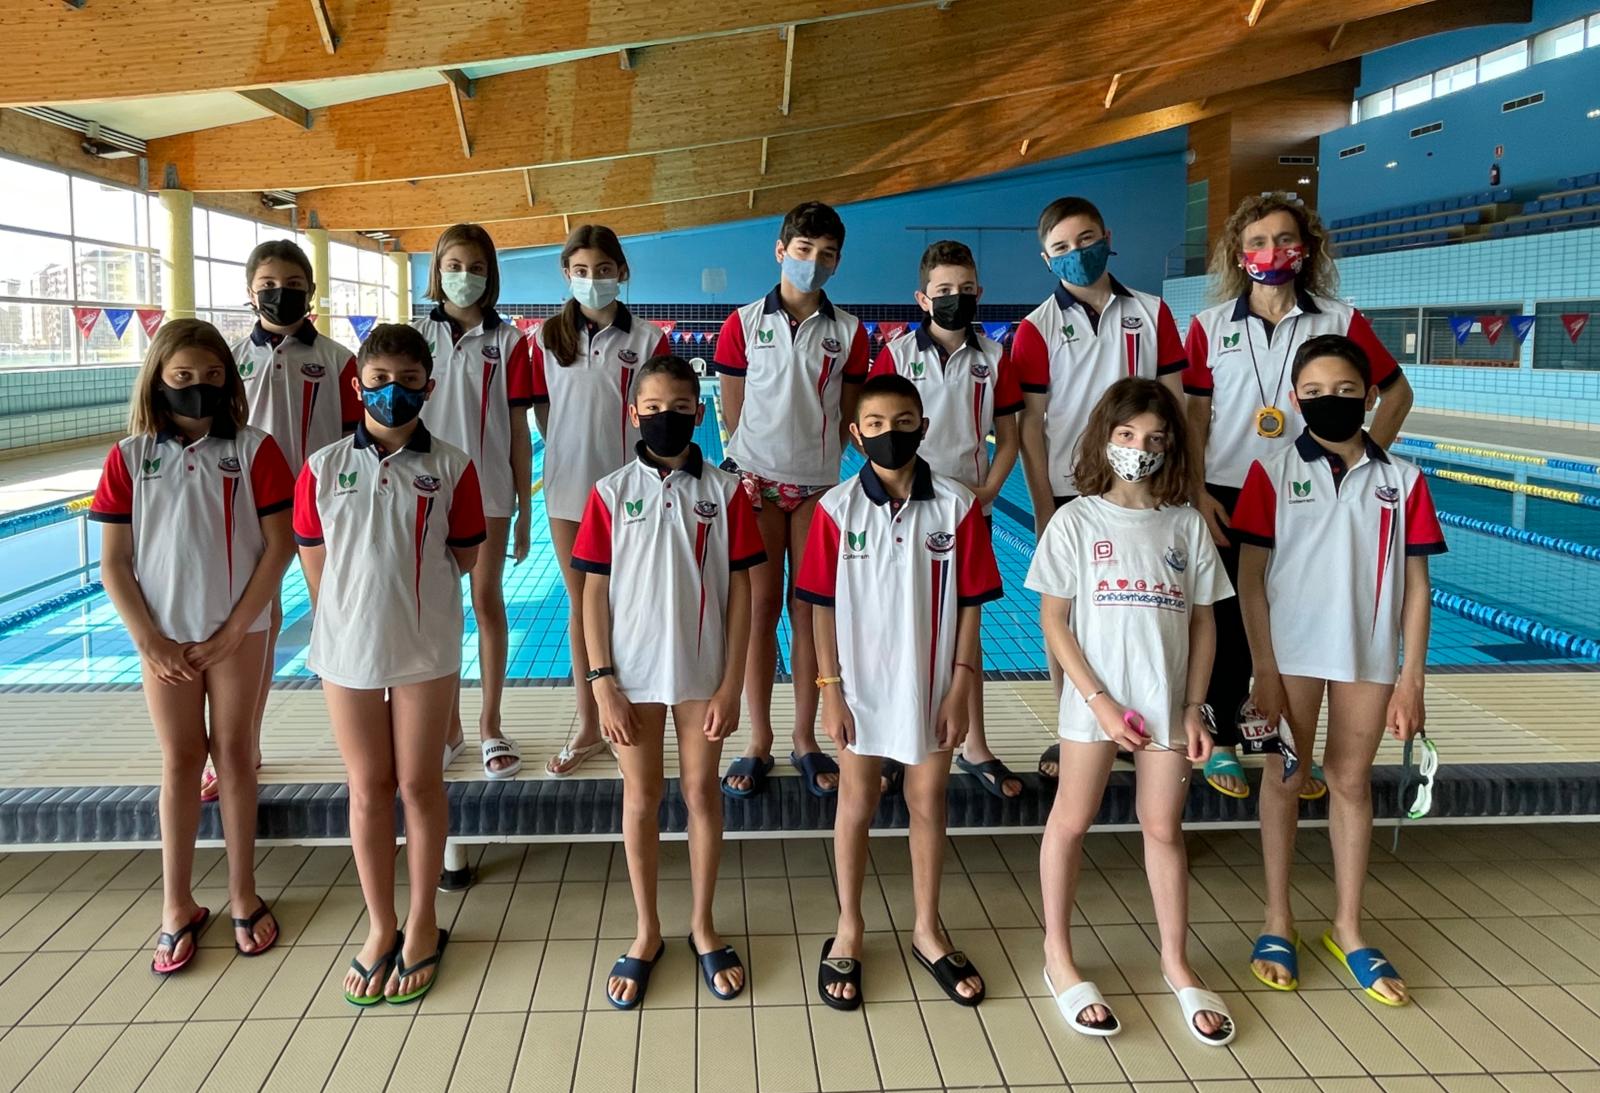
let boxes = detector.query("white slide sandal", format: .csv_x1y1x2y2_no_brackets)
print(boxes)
1043,971,1120,1037
442,736,467,772
1164,976,1236,1047
481,737,523,780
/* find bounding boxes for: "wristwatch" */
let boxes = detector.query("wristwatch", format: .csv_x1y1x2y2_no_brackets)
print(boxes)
585,666,615,682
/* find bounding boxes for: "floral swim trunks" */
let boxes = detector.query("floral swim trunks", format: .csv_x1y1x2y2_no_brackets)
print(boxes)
720,458,831,514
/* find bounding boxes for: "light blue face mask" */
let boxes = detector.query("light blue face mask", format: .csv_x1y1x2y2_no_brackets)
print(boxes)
1048,239,1112,288
781,253,833,294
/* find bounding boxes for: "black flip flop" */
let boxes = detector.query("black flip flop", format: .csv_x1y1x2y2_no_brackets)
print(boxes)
345,930,403,1007
721,755,774,800
387,928,449,1005
1038,743,1060,785
790,751,840,798
689,936,745,1000
232,898,279,957
818,937,863,1011
913,945,985,1007
607,940,666,1010
955,754,1022,800
881,759,905,798
151,907,210,975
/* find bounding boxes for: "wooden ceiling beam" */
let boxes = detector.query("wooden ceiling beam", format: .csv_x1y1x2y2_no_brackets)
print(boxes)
235,88,312,129
308,0,338,53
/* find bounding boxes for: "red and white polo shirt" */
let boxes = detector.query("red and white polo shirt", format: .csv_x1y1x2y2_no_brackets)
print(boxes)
570,443,766,704
530,304,671,522
231,320,359,474
1183,292,1402,489
713,287,870,486
795,460,1002,764
1230,431,1446,684
411,307,533,519
292,421,487,690
1012,278,1187,497
89,422,294,644
867,324,1022,498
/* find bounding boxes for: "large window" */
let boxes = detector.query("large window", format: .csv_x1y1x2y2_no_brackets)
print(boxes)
1478,40,1530,83
1422,306,1522,368
1392,74,1433,112
1433,58,1477,98
325,240,398,347
1533,20,1586,63
0,157,161,369
1363,307,1421,368
1533,300,1600,371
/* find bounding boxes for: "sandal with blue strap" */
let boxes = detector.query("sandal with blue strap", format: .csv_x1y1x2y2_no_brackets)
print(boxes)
1250,932,1301,991
1322,931,1408,1007
607,940,666,1010
1203,750,1252,800
689,936,746,1000
721,755,774,800
789,751,840,799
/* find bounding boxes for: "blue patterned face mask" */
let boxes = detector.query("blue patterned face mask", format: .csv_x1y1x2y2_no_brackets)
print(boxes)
781,254,834,294
361,381,428,427
1047,239,1112,287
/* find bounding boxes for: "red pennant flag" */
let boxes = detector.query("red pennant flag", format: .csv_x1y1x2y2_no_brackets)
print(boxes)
657,320,676,336
73,307,102,340
1478,315,1507,345
1563,313,1591,344
135,309,164,338
878,322,906,342
512,316,543,341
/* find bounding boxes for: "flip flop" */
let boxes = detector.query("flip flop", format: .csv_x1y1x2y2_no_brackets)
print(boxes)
1299,762,1328,801
442,736,467,772
1250,932,1301,991
818,937,862,1011
1164,975,1236,1046
481,736,523,780
880,759,905,798
1042,971,1119,1037
688,936,745,1000
1322,931,1408,1007
151,907,210,975
387,928,449,1005
913,945,984,1007
606,940,666,1010
1203,750,1252,799
720,754,775,800
789,751,840,799
199,766,219,802
345,930,403,1006
232,898,279,957
955,753,1022,799
545,739,610,778
1038,743,1060,784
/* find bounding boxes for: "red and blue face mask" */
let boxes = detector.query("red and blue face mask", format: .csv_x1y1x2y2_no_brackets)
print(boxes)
1240,244,1306,286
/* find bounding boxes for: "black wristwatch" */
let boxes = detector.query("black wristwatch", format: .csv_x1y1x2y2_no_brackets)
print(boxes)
585,666,615,682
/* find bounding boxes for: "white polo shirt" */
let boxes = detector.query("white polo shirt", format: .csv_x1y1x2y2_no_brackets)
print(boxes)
292,422,487,690
867,324,1022,495
412,307,534,519
713,287,870,486
570,443,766,704
1012,278,1188,497
530,304,671,522
89,422,294,644
1025,496,1231,748
1183,292,1403,489
231,321,359,474
795,461,1002,765
1231,431,1446,684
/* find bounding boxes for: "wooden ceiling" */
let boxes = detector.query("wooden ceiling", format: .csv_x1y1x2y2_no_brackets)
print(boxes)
5,0,1531,251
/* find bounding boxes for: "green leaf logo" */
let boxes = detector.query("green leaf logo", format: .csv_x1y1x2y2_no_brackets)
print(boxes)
238,360,256,377
1222,332,1241,349
847,531,866,551
142,458,161,475
1063,323,1076,340
338,471,358,489
756,329,775,345
911,360,926,378
625,499,643,518
1292,479,1312,497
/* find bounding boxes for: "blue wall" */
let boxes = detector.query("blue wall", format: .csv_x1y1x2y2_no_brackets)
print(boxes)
1356,0,1594,94
1319,46,1600,219
414,131,1189,308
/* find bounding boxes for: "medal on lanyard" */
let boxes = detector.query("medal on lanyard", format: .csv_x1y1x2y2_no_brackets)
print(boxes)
1254,407,1286,438
1245,316,1300,438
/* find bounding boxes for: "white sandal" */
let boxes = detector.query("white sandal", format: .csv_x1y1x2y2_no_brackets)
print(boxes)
481,737,523,780
442,736,467,772
545,740,608,778
1043,971,1120,1037
1164,976,1236,1047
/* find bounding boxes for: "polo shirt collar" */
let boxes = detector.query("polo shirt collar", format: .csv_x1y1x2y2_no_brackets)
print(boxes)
1231,289,1324,322
427,305,503,332
1052,274,1132,314
249,319,318,347
914,321,981,353
353,419,433,454
762,284,836,322
858,456,936,505
609,301,634,334
635,439,703,478
156,412,239,446
1294,427,1388,466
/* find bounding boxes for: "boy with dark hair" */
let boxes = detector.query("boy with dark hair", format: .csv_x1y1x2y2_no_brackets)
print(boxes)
714,200,870,800
796,374,1002,1011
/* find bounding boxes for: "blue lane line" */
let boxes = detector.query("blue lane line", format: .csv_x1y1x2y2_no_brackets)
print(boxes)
1438,511,1600,562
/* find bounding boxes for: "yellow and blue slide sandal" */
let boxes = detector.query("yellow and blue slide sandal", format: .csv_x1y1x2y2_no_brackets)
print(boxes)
1249,933,1301,991
1322,931,1408,1007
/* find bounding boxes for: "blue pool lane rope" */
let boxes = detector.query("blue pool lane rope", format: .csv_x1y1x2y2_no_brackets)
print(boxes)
1437,512,1600,562
1432,590,1600,663
0,582,104,637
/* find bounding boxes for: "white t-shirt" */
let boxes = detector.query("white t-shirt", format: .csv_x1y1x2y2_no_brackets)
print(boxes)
1025,496,1232,747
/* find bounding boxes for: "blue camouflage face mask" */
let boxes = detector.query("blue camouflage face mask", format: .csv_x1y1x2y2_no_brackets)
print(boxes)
361,381,428,427
1048,239,1112,287
781,253,834,294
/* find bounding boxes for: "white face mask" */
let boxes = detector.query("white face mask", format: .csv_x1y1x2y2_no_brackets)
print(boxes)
1105,442,1165,482
569,275,620,310
440,270,487,308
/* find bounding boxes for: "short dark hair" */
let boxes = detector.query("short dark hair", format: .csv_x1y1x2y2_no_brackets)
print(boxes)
246,239,313,285
358,323,434,376
856,373,923,419
1291,333,1371,389
919,240,977,290
779,201,846,249
634,353,700,402
1036,196,1106,245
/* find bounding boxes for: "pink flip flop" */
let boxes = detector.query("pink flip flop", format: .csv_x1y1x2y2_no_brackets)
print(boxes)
152,907,211,975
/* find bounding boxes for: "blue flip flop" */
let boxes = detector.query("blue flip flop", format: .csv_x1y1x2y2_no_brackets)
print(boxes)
789,751,840,798
1250,933,1301,991
606,941,666,1010
1322,931,1408,1007
721,755,774,799
689,936,746,1000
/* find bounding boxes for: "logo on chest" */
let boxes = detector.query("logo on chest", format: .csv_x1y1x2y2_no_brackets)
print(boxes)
1093,577,1186,610
1062,323,1079,343
217,456,242,476
618,349,640,365
1288,479,1315,505
1374,484,1401,507
336,471,359,494
1121,317,1143,331
844,530,869,559
910,359,927,379
623,498,646,522
413,474,441,495
969,361,991,381
1164,545,1187,572
1219,330,1243,353
238,360,258,379
821,337,843,355
756,329,776,347
925,531,955,556
299,362,326,380
482,345,501,362
694,499,719,521
140,457,163,480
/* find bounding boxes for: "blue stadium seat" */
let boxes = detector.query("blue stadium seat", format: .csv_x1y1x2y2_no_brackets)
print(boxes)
1576,173,1599,189
1463,210,1481,225
1541,197,1561,211
1493,187,1512,202
1552,214,1572,226
1523,200,1542,214
1563,194,1584,208
1587,191,1600,205
1558,177,1573,190
1488,222,1508,236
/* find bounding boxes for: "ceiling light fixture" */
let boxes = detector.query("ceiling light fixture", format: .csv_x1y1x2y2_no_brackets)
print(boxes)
1588,108,1600,119
1385,161,1399,168
1298,176,1311,184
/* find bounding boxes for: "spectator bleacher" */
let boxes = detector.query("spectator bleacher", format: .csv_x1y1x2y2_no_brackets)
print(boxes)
1487,171,1600,239
1327,188,1515,257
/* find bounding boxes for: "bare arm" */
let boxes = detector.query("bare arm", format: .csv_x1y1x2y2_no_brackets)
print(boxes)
99,522,194,683
188,509,296,669
1386,556,1432,739
298,544,326,606
1158,371,1184,405
935,604,983,750
1041,594,1148,750
533,403,549,439
1187,394,1230,547
703,568,752,741
814,603,856,749
583,570,639,746
981,414,1021,505
510,407,533,516
1368,372,1414,449
1018,391,1054,535
1237,543,1285,725
720,375,745,436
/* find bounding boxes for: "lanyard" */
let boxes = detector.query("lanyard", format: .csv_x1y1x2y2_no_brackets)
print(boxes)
1244,314,1301,412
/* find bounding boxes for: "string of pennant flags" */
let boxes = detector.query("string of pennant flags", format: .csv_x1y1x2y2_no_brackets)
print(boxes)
72,307,166,341
504,316,1017,347
1448,313,1591,345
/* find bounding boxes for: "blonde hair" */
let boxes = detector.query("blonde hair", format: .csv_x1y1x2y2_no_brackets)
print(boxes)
127,319,247,435
426,223,500,312
1207,192,1339,302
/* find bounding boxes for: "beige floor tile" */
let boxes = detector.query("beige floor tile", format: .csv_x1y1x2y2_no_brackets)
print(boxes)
868,839,913,877
784,838,834,878
294,883,367,946
197,1016,297,1093
1512,985,1600,1063
808,1005,879,1092
130,1017,238,1093
1382,920,1497,988
0,893,48,943
251,943,340,1020
1242,990,1363,1078
0,890,94,952
391,1012,470,1090
77,1022,179,1093
919,998,1002,1088
1478,918,1600,984
1305,989,1427,1075
260,1015,355,1092
476,940,542,1013
979,994,1066,1086
1029,993,1148,1084
1402,863,1517,919
475,845,529,885
994,926,1048,996
1136,991,1249,1083
1076,869,1138,925
746,876,799,936
0,950,81,1025
1094,923,1166,994
288,847,355,889
14,1023,121,1093
1524,917,1600,979
972,869,1042,929
549,881,606,939
749,933,807,1007
1488,1076,1566,1093
755,1004,821,1092
863,1000,941,1091
1411,987,1540,1072
416,940,494,1015
20,949,132,1027
508,1010,582,1093
1433,919,1554,987
0,854,51,896
501,883,559,941
38,888,141,952
531,938,595,1011
1104,988,1188,1083
944,926,1022,998
1434,1077,1512,1093
562,845,614,883
322,1012,411,1093
697,1005,755,1093
1371,1078,1447,1093
789,872,842,934
0,1027,65,1090
447,1011,526,1091
199,946,286,1021
635,1007,695,1092
1455,986,1597,1072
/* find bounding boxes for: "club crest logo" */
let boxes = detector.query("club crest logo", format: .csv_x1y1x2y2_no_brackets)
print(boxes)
970,361,992,380
624,499,644,519
1121,316,1143,331
618,349,639,365
337,471,358,491
482,345,501,361
216,456,241,475
413,474,441,494
1164,545,1188,572
925,531,955,555
1375,484,1401,505
299,362,326,379
694,499,719,519
821,337,843,355
1292,480,1313,497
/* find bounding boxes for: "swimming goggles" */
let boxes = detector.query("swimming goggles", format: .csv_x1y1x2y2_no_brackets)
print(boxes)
1392,734,1439,850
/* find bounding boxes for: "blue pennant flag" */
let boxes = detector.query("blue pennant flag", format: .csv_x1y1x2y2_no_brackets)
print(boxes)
1510,315,1536,342
864,321,878,337
102,308,133,339
983,321,1010,343
1448,316,1475,344
907,321,921,333
349,315,378,342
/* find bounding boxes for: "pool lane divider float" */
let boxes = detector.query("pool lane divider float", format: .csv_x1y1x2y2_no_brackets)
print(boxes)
1396,437,1598,478
0,495,93,539
1419,466,1600,508
0,581,105,637
1438,512,1600,562
1432,590,1600,663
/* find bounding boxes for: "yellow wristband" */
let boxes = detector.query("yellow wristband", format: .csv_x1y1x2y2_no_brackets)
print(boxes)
815,675,842,689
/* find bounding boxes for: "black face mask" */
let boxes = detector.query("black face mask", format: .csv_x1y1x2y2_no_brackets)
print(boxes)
158,381,228,420
638,410,697,458
860,425,923,470
928,291,978,331
255,286,309,327
1299,394,1367,443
